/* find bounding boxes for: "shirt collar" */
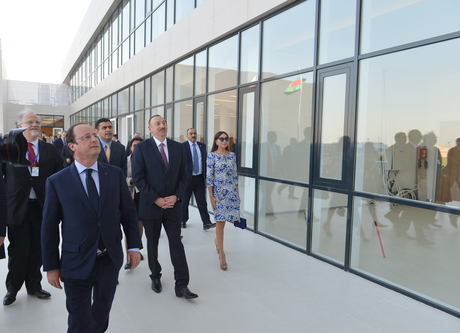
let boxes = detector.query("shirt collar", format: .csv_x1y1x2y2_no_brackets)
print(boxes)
74,160,98,175
99,138,112,148
188,140,198,147
28,138,39,147
153,136,167,147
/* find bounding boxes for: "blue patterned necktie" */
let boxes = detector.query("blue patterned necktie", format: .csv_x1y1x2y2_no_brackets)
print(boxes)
192,144,199,174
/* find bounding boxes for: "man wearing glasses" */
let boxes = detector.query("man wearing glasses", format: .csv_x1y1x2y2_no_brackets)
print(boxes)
2,108,62,306
41,123,142,332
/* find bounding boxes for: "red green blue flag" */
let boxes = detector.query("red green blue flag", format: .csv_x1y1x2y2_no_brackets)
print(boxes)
284,76,301,96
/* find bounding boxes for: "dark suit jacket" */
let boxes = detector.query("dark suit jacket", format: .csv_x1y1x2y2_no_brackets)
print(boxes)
1,140,62,225
53,137,65,153
98,140,127,177
61,145,74,167
132,138,188,220
0,169,6,259
182,141,207,187
41,162,142,280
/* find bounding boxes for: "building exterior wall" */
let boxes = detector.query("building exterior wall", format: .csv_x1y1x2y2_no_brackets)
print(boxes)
65,0,460,318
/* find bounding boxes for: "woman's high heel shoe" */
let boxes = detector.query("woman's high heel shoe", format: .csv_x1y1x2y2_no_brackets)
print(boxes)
219,255,227,271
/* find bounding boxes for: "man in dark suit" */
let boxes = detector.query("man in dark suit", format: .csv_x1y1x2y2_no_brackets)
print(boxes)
0,169,6,260
2,108,62,306
181,128,215,230
95,118,127,177
53,130,67,155
132,115,197,299
42,123,142,333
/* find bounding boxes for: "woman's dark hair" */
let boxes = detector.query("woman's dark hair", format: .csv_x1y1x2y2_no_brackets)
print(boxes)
131,136,144,144
211,131,229,152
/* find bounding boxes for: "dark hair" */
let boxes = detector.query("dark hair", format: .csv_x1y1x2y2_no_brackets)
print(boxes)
211,131,229,152
95,118,112,129
131,137,144,144
113,134,118,139
148,114,164,126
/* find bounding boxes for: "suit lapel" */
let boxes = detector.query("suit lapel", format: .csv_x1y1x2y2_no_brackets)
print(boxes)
69,164,97,217
98,163,108,218
99,145,108,164
37,140,47,167
167,139,176,171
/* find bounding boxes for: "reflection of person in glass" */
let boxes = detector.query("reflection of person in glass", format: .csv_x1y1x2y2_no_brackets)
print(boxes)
277,138,298,199
323,137,346,236
296,127,311,214
260,131,281,214
440,138,460,228
207,131,241,270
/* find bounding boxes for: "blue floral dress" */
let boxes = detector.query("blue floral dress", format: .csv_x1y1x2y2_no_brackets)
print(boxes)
206,152,240,222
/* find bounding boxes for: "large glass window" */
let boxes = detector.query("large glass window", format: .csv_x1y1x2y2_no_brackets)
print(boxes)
239,176,256,229
318,0,356,64
135,0,145,26
258,179,308,249
351,197,460,312
360,0,460,54
194,50,206,95
312,189,347,264
166,0,174,29
151,71,165,106
152,3,166,40
207,90,237,150
355,39,460,208
208,36,238,92
134,23,145,55
260,73,313,184
176,0,194,22
134,80,144,111
319,73,347,180
173,100,193,142
118,88,129,115
240,25,260,84
165,66,173,103
122,0,130,41
262,1,315,79
174,56,193,100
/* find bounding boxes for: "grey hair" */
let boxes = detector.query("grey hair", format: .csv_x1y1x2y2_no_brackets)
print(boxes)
15,108,41,128
186,128,195,135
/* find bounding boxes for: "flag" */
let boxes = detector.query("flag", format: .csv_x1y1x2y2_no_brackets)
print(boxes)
284,76,302,96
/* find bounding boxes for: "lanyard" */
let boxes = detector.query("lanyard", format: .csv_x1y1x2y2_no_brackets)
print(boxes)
27,143,39,167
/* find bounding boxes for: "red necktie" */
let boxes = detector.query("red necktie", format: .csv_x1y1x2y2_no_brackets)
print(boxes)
159,143,169,170
28,142,36,171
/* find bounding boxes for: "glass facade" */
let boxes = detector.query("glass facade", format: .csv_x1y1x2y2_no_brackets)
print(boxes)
70,0,460,317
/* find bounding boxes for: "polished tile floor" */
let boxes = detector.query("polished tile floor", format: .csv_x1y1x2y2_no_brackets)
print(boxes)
0,207,459,332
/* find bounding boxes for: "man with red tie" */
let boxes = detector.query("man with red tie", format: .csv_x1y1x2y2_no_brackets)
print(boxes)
2,108,62,306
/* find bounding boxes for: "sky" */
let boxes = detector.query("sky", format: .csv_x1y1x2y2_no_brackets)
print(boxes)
0,0,92,84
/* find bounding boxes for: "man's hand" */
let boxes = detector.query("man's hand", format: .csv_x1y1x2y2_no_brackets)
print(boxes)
0,236,4,247
127,251,141,270
155,196,176,209
47,269,63,290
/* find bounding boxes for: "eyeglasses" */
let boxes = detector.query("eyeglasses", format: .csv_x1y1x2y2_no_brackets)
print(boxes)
75,133,99,141
218,137,230,142
21,121,41,126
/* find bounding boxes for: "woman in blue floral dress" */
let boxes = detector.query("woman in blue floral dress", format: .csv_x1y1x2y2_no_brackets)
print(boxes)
207,131,240,270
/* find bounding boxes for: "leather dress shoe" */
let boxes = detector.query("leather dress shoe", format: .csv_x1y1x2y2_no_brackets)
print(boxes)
175,287,198,299
181,221,187,228
28,289,51,299
203,223,216,230
3,292,17,306
151,278,162,293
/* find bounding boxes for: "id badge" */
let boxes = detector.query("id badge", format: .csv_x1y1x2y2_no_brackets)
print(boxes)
31,167,39,177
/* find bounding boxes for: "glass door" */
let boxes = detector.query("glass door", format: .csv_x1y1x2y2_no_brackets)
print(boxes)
310,65,353,266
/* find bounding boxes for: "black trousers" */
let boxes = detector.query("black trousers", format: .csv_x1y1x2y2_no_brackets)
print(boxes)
143,208,189,290
63,253,119,333
6,200,43,293
181,175,211,225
